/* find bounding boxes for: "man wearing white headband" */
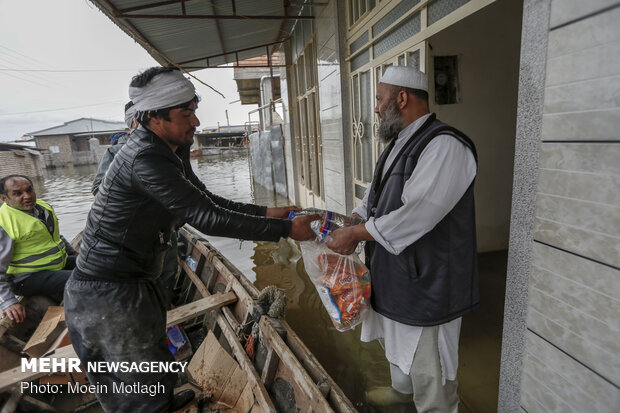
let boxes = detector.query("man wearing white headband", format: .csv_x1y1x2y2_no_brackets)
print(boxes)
64,67,318,413
327,65,479,412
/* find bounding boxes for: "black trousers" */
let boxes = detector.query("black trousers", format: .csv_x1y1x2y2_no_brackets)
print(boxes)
64,272,175,413
13,255,76,302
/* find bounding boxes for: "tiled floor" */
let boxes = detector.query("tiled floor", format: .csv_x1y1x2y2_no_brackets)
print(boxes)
458,250,508,412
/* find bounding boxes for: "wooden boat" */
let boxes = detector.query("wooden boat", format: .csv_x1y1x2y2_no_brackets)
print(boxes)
0,226,357,412
173,225,357,412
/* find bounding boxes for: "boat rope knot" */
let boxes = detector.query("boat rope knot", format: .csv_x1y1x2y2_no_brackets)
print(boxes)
257,285,287,318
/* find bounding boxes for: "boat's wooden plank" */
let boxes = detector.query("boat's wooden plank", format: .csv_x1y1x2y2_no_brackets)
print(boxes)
212,271,254,325
0,293,233,392
0,344,78,392
279,321,357,412
0,317,14,340
175,257,275,411
184,231,258,301
21,395,61,413
259,317,334,413
261,348,280,388
180,259,245,334
183,227,357,413
214,313,276,412
180,259,210,298
179,227,352,412
182,235,334,413
0,388,21,413
166,292,236,327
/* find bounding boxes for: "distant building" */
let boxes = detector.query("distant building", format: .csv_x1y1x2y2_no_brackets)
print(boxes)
0,142,43,178
28,118,126,168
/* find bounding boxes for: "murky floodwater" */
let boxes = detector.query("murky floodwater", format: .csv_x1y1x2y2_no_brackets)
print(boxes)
34,151,392,411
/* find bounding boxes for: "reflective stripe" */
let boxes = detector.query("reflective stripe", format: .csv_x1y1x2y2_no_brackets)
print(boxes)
10,256,64,269
0,200,66,274
11,245,60,264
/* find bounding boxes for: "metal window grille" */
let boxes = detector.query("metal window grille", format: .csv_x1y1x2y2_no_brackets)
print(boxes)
428,0,470,26
373,12,421,58
372,0,421,37
351,48,370,72
350,31,369,54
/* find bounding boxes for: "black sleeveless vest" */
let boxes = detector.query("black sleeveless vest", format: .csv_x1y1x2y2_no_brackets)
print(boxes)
365,115,479,326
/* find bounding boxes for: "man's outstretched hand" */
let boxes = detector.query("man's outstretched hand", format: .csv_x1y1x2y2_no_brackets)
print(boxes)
2,303,26,323
266,206,300,219
289,214,320,241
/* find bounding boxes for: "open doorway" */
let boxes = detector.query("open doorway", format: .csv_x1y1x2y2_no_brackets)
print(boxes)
428,0,524,410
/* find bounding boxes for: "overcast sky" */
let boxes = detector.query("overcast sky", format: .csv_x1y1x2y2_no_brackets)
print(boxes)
0,0,254,141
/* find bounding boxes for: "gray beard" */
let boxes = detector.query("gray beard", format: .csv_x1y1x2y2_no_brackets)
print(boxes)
377,103,404,144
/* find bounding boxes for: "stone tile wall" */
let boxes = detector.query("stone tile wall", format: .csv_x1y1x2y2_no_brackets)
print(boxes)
517,2,620,411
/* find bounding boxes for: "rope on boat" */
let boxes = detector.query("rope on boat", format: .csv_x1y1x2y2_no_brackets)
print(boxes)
244,285,286,360
256,285,287,318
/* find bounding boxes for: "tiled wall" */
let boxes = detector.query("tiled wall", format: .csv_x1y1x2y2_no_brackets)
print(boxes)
520,1,620,411
314,0,351,214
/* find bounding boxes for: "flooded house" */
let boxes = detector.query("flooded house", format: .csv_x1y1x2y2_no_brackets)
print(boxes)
90,0,619,411
28,118,126,168
0,142,43,179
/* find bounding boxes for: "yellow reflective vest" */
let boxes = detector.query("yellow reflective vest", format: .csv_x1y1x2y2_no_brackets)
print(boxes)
0,200,67,274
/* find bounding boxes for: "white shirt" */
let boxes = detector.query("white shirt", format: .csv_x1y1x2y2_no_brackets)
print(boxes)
352,113,476,380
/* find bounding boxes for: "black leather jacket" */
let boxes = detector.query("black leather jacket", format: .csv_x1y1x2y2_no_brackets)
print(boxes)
76,127,291,281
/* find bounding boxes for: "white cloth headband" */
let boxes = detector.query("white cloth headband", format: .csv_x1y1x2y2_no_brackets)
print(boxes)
124,104,136,128
129,70,196,112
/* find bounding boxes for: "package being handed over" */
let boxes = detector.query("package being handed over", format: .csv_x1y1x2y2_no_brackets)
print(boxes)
292,208,371,331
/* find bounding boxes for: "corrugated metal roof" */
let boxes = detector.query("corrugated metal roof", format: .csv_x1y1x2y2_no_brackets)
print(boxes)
29,118,126,136
89,0,309,70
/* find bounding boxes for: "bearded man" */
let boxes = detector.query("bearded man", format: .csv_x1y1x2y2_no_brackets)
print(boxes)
327,66,479,412
64,67,317,413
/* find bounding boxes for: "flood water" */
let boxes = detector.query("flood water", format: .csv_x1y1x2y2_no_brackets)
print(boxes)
34,151,391,411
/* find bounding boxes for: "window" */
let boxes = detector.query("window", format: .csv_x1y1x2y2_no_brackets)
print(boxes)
290,21,324,202
346,0,483,203
348,0,378,27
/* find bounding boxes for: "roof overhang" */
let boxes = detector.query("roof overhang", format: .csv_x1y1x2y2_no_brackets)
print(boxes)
89,0,315,70
233,67,281,104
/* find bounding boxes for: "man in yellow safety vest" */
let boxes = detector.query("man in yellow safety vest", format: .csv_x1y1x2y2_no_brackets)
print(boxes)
0,174,76,323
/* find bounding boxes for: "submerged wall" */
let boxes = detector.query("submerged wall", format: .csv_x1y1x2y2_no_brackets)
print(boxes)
248,126,288,198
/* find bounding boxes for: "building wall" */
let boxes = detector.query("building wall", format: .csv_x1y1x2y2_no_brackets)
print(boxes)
35,135,72,155
248,127,288,198
500,0,620,411
429,0,522,252
314,0,351,215
0,151,43,178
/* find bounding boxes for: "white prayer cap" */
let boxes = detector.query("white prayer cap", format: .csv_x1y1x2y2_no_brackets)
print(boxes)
124,103,136,128
129,69,196,112
380,66,428,92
